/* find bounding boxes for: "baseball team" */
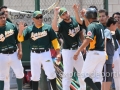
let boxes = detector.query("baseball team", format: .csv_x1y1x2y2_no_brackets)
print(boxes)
0,4,120,90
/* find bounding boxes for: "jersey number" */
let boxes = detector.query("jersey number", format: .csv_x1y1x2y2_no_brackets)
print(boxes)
101,29,104,39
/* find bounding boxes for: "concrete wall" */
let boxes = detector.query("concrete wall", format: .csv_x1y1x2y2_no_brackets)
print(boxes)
109,0,120,17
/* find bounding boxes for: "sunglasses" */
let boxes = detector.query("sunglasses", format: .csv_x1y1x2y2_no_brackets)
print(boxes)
35,16,43,19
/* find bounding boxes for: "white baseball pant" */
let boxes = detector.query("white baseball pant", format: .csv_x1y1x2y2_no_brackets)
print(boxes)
62,49,86,90
81,50,106,83
30,50,56,81
0,52,24,90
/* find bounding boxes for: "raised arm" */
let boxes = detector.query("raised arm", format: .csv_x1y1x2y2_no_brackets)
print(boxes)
73,4,83,25
52,7,60,32
80,9,90,27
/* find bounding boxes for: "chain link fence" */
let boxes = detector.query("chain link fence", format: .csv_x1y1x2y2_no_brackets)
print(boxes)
4,0,105,24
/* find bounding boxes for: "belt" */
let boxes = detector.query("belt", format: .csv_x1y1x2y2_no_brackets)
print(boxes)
0,50,16,54
31,49,49,53
64,47,78,50
89,49,105,51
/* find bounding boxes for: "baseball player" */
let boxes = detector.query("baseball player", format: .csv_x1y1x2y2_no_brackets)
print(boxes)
73,8,106,90
18,11,61,90
102,17,118,90
0,11,24,90
0,6,13,90
52,7,86,90
0,6,12,23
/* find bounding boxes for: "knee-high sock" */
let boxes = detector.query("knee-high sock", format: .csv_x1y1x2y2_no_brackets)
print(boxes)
32,81,38,90
0,80,4,90
16,78,23,90
94,82,101,90
84,77,99,90
49,78,56,90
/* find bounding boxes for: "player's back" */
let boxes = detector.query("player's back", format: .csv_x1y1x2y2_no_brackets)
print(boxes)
87,21,105,51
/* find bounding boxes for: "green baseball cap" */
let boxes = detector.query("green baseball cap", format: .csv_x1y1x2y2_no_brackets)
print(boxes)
59,7,67,16
33,11,42,17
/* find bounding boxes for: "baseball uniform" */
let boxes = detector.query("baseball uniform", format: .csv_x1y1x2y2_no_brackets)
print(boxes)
0,21,24,90
18,11,60,90
81,21,106,87
58,15,86,90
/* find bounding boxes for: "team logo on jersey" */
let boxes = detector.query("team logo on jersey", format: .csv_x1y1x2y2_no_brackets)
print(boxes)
5,29,14,38
68,25,80,37
31,31,47,41
87,31,92,36
0,34,5,42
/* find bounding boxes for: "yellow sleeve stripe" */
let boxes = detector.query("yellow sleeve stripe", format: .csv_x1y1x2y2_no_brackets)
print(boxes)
17,34,24,42
52,38,60,50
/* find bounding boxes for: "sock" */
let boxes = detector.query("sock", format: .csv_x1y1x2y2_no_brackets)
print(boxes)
32,81,38,90
94,82,101,90
49,78,56,90
0,80,4,90
16,78,23,90
84,77,99,90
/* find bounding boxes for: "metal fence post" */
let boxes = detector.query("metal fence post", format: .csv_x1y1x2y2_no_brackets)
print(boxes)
35,0,40,10
104,0,108,11
0,0,3,7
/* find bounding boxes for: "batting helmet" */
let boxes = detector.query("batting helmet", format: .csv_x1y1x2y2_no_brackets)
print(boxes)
85,8,97,19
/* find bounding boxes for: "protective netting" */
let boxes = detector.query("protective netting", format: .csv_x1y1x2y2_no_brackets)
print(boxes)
4,0,104,24
4,0,35,11
40,0,104,24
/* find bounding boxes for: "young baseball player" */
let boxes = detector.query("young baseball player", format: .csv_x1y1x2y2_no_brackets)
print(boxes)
52,7,86,90
102,17,118,90
0,11,24,90
73,8,106,90
18,11,61,90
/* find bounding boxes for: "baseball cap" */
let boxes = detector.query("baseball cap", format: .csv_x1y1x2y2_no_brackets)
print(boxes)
59,7,67,16
33,11,42,17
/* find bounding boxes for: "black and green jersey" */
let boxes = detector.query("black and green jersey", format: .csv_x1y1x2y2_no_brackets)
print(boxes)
58,17,82,49
115,28,120,40
0,21,18,52
23,24,57,49
86,21,105,51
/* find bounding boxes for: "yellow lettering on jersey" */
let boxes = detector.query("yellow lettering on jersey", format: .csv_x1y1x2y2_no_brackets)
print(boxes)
68,25,80,37
89,36,96,50
5,29,14,38
0,34,5,42
31,31,47,41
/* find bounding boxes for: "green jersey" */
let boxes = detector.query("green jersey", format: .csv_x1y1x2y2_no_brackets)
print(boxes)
0,21,18,52
23,24,57,49
115,28,120,40
86,21,105,51
58,17,82,49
